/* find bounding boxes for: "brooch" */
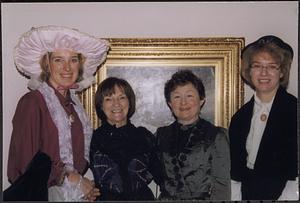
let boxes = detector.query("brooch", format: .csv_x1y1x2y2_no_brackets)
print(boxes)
260,113,267,121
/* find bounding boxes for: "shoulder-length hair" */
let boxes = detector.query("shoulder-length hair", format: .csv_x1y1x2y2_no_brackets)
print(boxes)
94,77,136,122
241,35,293,89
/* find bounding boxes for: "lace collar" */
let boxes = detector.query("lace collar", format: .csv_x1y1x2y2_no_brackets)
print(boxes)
38,82,93,170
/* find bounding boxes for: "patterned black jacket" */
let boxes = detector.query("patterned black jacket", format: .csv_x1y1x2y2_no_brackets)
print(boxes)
90,121,161,201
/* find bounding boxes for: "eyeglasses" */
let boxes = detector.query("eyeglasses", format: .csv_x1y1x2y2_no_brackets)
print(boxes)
250,63,280,72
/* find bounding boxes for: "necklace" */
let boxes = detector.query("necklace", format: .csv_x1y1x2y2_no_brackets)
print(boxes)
69,114,75,124
64,101,75,125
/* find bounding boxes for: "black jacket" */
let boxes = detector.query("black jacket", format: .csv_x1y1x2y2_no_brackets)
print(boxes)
229,86,297,181
89,121,161,201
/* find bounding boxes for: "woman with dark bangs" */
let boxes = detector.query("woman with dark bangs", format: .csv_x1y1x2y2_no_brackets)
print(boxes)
89,77,161,201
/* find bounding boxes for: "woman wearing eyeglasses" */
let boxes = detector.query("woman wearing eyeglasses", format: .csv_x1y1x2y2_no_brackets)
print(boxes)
229,35,298,200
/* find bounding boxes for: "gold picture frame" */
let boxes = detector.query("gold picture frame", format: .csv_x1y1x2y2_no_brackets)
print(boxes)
78,38,245,131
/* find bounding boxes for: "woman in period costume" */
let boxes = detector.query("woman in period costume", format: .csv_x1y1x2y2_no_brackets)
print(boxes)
7,25,109,201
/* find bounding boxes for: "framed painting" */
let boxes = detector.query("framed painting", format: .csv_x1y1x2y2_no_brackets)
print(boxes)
78,38,245,132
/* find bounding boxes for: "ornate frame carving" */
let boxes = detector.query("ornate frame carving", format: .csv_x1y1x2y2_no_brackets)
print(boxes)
78,38,245,130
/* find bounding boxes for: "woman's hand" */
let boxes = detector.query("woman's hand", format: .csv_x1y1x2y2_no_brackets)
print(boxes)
83,181,100,201
66,171,81,183
66,171,101,201
81,178,100,201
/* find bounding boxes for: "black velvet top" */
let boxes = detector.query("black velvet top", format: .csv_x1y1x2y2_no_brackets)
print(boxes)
89,121,161,201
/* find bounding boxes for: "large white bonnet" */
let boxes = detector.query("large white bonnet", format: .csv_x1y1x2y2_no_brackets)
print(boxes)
14,25,109,91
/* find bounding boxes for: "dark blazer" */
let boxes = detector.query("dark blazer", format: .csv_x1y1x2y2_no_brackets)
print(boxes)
229,86,297,181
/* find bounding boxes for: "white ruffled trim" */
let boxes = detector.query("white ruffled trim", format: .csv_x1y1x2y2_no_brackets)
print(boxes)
28,77,43,90
75,75,96,92
48,176,86,201
70,89,93,161
38,82,92,168
61,176,85,201
28,76,96,92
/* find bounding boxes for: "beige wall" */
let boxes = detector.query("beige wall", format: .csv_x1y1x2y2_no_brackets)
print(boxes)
2,2,298,190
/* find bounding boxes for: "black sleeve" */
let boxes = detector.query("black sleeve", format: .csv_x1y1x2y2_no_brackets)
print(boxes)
228,113,244,181
210,127,231,200
286,95,298,179
137,127,164,186
149,129,165,186
89,130,97,171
